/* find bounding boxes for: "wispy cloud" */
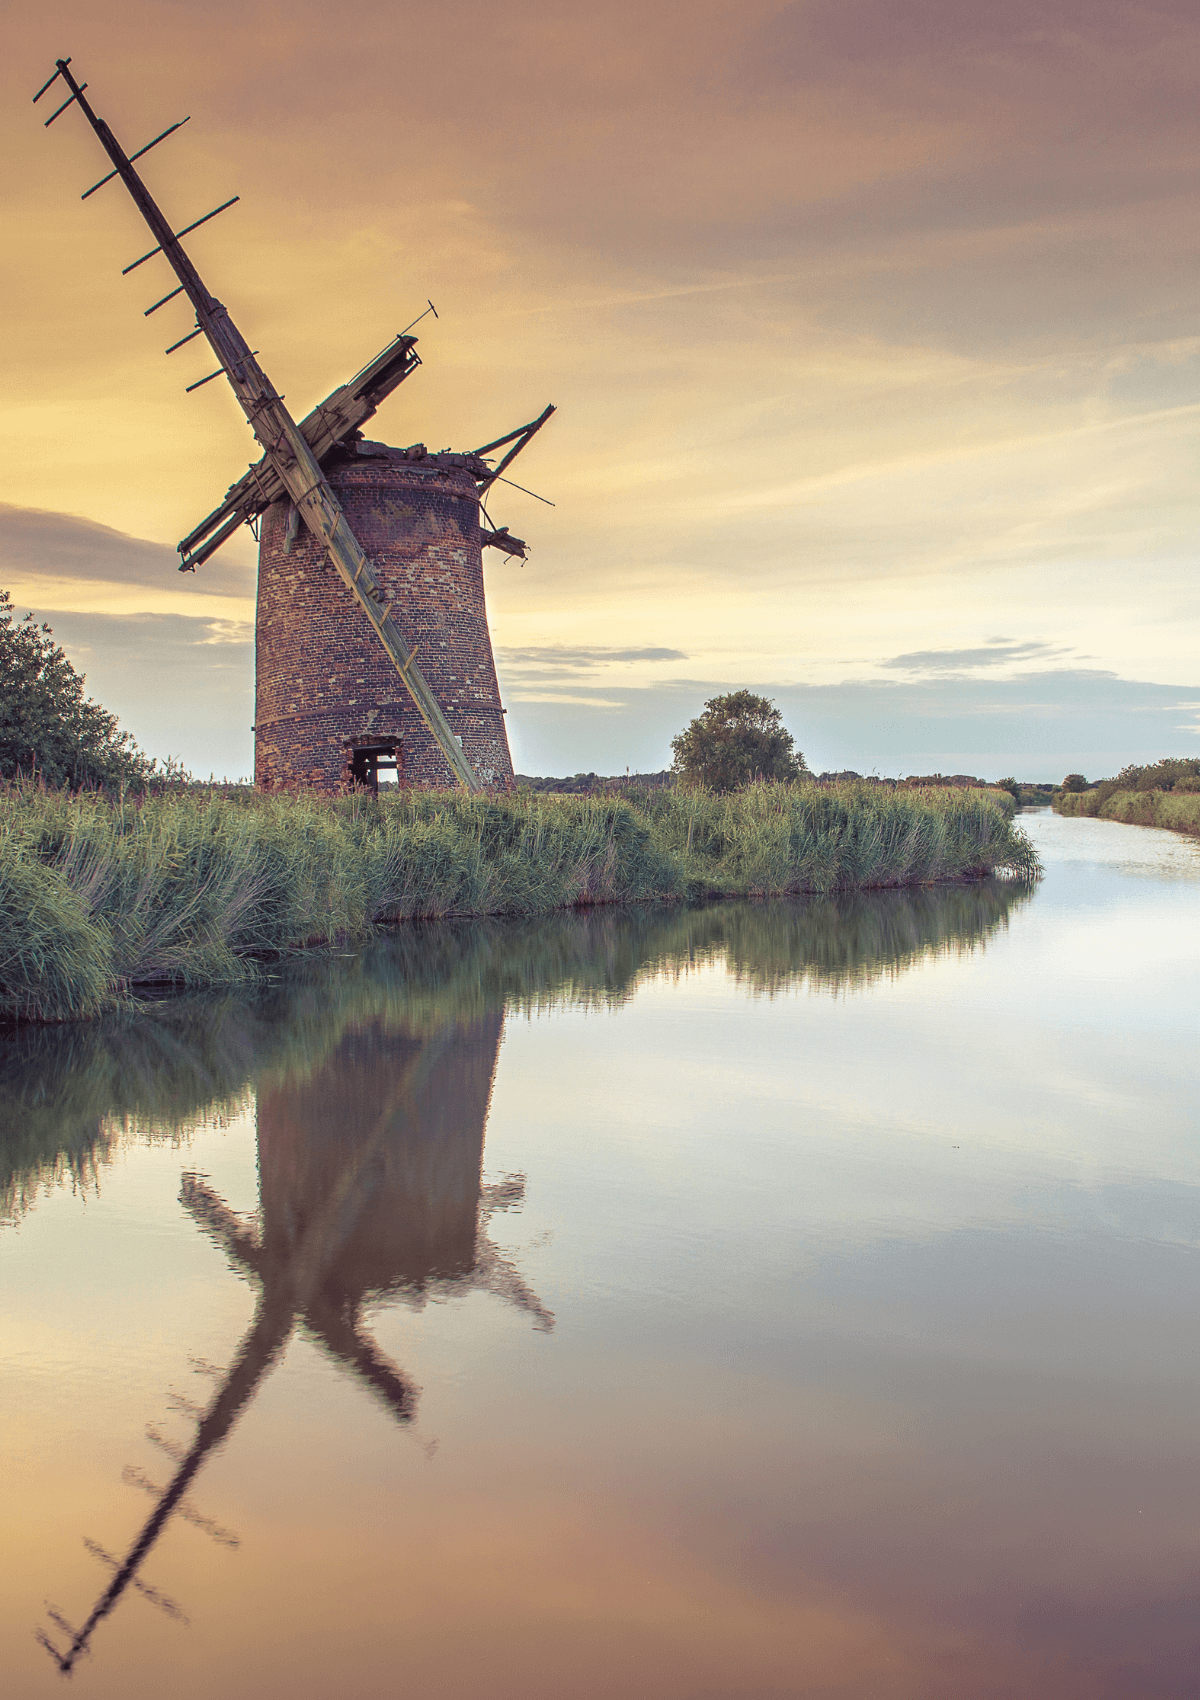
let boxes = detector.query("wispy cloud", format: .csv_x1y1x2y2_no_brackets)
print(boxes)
881,639,1074,674
505,692,629,708
497,644,691,712
504,668,1200,780
497,645,688,669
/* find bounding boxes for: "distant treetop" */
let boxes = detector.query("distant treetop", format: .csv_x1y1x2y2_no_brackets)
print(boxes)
671,691,804,792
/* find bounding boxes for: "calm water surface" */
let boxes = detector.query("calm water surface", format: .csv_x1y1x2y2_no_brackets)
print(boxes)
3,811,1200,1698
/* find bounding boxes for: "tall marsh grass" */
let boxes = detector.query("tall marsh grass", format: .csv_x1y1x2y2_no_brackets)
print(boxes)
1055,787,1200,838
0,779,1038,1022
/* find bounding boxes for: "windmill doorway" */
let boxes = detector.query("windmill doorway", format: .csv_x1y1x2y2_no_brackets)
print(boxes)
345,740,402,794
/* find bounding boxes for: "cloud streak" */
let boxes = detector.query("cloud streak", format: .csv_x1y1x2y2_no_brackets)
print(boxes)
0,504,253,603
497,645,687,669
880,639,1075,674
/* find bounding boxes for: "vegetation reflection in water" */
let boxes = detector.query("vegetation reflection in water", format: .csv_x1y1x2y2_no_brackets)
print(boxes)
1,880,1031,1216
2,880,1032,1675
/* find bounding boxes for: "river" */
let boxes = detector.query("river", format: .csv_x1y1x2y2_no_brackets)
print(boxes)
3,810,1199,1698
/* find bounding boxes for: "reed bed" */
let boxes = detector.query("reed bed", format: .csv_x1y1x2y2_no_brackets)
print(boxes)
0,779,1038,1022
1054,788,1200,837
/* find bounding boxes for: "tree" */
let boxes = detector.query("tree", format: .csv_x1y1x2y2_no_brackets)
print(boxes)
0,590,155,789
997,776,1020,803
671,691,804,792
1060,773,1088,793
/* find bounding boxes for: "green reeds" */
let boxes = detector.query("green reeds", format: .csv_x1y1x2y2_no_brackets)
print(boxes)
1054,788,1200,838
0,779,1039,1023
656,780,1033,894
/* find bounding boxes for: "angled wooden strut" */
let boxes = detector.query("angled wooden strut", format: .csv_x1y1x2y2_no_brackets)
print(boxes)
35,1040,438,1677
177,335,423,570
476,404,556,493
36,1170,418,1671
45,59,480,791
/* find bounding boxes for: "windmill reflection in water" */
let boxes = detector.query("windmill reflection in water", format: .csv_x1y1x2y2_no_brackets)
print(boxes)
28,886,1036,1671
36,1010,552,1674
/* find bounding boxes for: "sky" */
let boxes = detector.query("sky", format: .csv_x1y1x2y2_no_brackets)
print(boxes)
3,0,1200,781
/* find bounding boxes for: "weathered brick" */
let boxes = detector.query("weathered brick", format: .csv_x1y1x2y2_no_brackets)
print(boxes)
254,443,514,791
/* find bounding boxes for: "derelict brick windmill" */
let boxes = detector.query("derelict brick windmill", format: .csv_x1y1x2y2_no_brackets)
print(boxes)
34,58,554,792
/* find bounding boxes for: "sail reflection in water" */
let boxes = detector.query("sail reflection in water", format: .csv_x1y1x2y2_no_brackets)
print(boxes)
3,881,1032,1681
34,1003,554,1673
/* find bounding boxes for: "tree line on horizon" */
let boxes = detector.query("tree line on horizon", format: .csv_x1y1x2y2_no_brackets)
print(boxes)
1060,759,1200,801
7,594,1174,801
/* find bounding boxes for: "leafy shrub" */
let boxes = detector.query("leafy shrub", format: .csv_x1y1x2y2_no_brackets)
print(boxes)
0,591,163,790
1116,758,1200,793
1053,761,1200,838
671,692,804,792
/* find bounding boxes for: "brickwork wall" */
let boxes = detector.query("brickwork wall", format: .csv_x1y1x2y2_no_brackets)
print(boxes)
254,444,514,790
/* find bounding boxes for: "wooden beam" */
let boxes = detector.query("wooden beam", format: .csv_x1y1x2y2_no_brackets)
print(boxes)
177,335,420,567
481,524,528,559
475,404,556,490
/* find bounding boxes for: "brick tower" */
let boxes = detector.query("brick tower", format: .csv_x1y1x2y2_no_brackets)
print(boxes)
254,439,515,791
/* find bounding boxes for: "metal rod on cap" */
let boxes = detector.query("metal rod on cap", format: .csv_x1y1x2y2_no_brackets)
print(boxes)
400,299,438,334
495,475,555,505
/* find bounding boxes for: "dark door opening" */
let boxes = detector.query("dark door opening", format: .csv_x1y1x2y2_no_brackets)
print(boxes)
345,740,402,794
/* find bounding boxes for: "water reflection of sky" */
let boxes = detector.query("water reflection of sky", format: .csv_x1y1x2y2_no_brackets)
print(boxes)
2,819,1199,1698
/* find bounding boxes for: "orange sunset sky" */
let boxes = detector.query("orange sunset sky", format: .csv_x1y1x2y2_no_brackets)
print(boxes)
3,0,1199,779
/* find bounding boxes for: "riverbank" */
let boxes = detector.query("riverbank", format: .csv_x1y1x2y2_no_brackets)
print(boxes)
1053,789,1200,837
0,780,1037,1022
0,880,1037,1220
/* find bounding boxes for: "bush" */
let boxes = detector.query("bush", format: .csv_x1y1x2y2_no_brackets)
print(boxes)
1053,762,1200,839
1116,758,1200,793
0,591,162,790
671,691,804,792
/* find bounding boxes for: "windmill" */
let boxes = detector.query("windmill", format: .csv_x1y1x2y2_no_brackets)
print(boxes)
33,58,555,792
